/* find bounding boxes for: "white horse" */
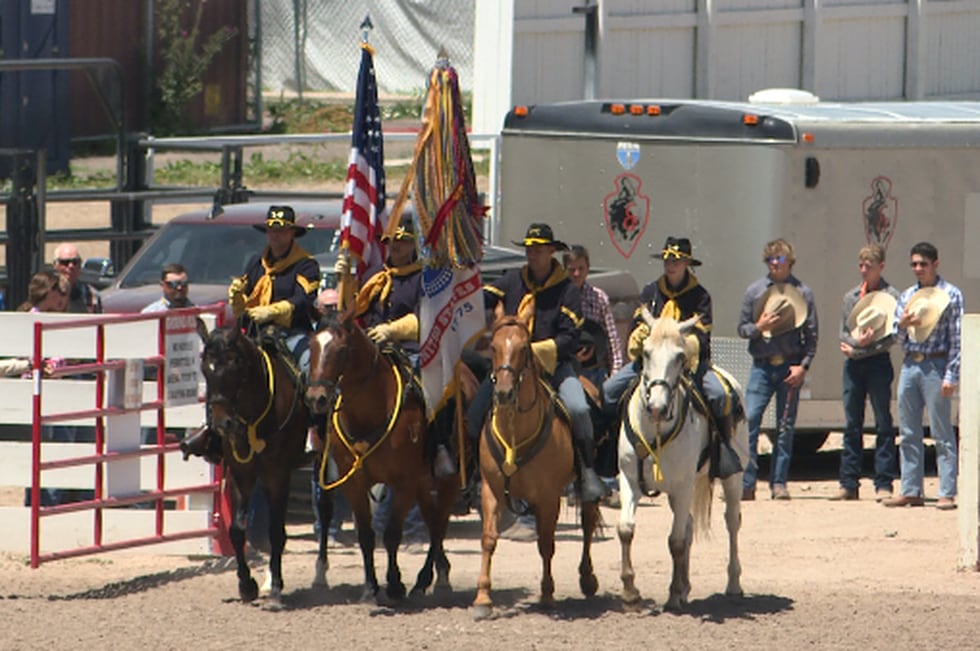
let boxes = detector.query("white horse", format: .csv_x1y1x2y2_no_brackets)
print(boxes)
617,310,748,611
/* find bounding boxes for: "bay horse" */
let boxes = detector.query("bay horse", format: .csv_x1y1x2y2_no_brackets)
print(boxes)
618,310,748,611
304,308,459,603
473,316,599,620
201,325,327,609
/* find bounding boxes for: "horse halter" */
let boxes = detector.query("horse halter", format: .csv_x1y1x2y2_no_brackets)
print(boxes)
641,366,684,420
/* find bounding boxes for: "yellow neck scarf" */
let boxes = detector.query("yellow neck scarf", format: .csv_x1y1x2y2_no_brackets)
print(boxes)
245,242,315,308
516,261,567,333
354,260,423,318
657,272,700,321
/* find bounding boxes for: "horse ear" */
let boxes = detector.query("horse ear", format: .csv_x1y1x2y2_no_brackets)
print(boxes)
640,304,657,328
678,314,701,334
339,303,357,332
195,317,209,344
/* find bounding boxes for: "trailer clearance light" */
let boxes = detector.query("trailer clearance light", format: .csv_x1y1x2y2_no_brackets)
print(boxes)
802,132,815,143
629,104,644,115
513,105,529,117
743,114,759,126
647,105,661,116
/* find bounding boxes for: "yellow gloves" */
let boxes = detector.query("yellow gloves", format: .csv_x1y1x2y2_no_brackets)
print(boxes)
228,276,248,316
530,339,558,375
366,314,419,344
246,300,294,327
627,322,651,361
333,254,351,277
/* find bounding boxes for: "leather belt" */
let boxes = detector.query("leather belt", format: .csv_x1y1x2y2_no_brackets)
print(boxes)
906,351,947,363
768,355,785,365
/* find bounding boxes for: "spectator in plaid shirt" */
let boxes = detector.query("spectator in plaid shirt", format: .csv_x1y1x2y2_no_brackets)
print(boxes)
53,243,102,314
563,245,624,384
884,242,963,510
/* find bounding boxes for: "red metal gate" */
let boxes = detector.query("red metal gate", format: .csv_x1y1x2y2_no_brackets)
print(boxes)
29,305,231,567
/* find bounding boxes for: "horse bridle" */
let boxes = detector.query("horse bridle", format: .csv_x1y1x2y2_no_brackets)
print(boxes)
641,365,685,421
490,351,536,414
307,328,380,405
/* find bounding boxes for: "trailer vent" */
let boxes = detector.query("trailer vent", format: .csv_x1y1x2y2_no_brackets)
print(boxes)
805,157,820,188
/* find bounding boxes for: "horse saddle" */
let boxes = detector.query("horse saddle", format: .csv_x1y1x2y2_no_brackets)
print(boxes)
378,342,424,404
257,327,304,390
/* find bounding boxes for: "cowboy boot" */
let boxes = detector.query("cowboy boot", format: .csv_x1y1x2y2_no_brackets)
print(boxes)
712,414,743,480
574,436,609,503
180,425,222,464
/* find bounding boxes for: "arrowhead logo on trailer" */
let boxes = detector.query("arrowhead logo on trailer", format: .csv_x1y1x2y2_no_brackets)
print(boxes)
603,172,650,259
862,176,898,250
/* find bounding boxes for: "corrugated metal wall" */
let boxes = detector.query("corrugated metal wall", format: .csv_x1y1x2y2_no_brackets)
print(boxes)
511,0,980,104
68,0,247,137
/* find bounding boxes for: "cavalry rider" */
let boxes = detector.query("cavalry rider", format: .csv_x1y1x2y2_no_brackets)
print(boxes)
181,205,320,462
465,222,608,503
336,214,457,478
602,236,741,479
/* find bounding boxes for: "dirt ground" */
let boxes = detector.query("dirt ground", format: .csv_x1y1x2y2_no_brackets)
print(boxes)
2,436,978,651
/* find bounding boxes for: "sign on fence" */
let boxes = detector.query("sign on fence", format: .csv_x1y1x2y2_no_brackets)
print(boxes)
164,314,201,407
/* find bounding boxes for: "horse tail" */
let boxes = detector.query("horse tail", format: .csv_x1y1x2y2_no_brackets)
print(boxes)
692,472,714,540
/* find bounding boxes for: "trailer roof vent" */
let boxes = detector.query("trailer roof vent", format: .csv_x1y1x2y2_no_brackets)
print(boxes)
747,88,820,105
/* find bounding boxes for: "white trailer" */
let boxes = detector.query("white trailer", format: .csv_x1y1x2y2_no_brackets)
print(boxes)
496,93,980,449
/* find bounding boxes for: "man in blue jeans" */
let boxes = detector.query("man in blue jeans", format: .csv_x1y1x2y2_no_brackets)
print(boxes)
884,241,963,510
836,244,900,501
737,239,818,501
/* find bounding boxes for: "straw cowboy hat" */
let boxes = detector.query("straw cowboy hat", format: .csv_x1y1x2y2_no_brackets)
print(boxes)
753,283,807,337
846,290,898,343
905,286,951,343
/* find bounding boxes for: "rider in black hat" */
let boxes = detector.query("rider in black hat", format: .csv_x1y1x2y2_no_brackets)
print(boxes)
466,222,608,503
181,205,320,463
602,236,742,479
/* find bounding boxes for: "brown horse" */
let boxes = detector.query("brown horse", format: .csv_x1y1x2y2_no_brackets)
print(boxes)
201,326,326,609
305,308,459,603
472,316,599,620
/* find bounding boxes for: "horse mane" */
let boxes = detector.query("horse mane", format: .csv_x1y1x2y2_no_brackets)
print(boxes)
648,315,684,346
492,315,529,335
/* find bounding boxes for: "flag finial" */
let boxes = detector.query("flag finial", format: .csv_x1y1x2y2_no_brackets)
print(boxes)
436,46,450,68
360,15,373,43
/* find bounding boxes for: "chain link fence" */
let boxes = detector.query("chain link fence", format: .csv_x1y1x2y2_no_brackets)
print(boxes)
261,0,474,96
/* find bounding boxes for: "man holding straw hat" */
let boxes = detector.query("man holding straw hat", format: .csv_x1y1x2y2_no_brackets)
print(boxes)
884,242,963,510
836,244,900,501
737,238,818,501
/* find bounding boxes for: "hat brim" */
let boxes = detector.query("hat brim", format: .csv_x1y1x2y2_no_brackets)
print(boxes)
654,251,702,266
512,238,569,251
754,283,808,335
846,291,897,343
906,287,952,343
253,224,307,237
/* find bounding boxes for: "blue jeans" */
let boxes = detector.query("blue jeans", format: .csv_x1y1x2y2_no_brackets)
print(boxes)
466,361,594,447
602,360,727,420
897,357,957,498
743,361,800,490
841,354,897,492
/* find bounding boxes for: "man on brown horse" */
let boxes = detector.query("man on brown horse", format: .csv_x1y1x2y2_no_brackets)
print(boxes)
465,222,607,503
337,214,457,480
182,205,321,462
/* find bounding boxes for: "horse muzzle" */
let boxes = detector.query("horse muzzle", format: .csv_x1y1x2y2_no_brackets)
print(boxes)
304,381,337,415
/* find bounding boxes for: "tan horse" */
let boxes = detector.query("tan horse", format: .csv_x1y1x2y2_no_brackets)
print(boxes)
305,308,459,604
472,316,599,620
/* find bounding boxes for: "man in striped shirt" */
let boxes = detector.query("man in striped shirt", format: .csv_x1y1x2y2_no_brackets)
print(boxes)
884,242,963,510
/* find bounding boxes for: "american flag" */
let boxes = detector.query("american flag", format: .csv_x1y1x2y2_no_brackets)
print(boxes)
340,43,386,276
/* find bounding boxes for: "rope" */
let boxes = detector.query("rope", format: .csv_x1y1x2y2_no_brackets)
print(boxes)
316,359,405,491
228,348,274,464
489,378,549,477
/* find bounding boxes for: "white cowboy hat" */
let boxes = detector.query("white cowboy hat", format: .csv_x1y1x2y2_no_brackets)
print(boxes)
846,290,898,343
905,286,951,343
753,283,807,337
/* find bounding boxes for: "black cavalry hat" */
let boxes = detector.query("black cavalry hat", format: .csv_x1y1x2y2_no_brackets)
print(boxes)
253,205,307,237
658,236,702,266
512,223,569,251
381,214,417,243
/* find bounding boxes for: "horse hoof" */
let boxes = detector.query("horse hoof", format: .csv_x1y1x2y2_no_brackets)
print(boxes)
433,580,453,595
311,576,328,589
239,578,259,603
472,604,493,621
579,574,598,597
386,582,407,601
621,589,641,606
360,586,378,603
262,597,285,612
663,599,685,612
409,585,426,598
725,587,744,598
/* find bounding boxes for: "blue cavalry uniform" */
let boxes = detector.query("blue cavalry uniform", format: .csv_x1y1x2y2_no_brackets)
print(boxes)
181,205,319,464
466,223,607,502
353,220,423,362
603,236,742,479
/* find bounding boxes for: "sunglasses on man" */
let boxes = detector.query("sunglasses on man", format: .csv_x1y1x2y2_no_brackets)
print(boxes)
56,257,82,266
766,255,787,265
164,280,189,290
